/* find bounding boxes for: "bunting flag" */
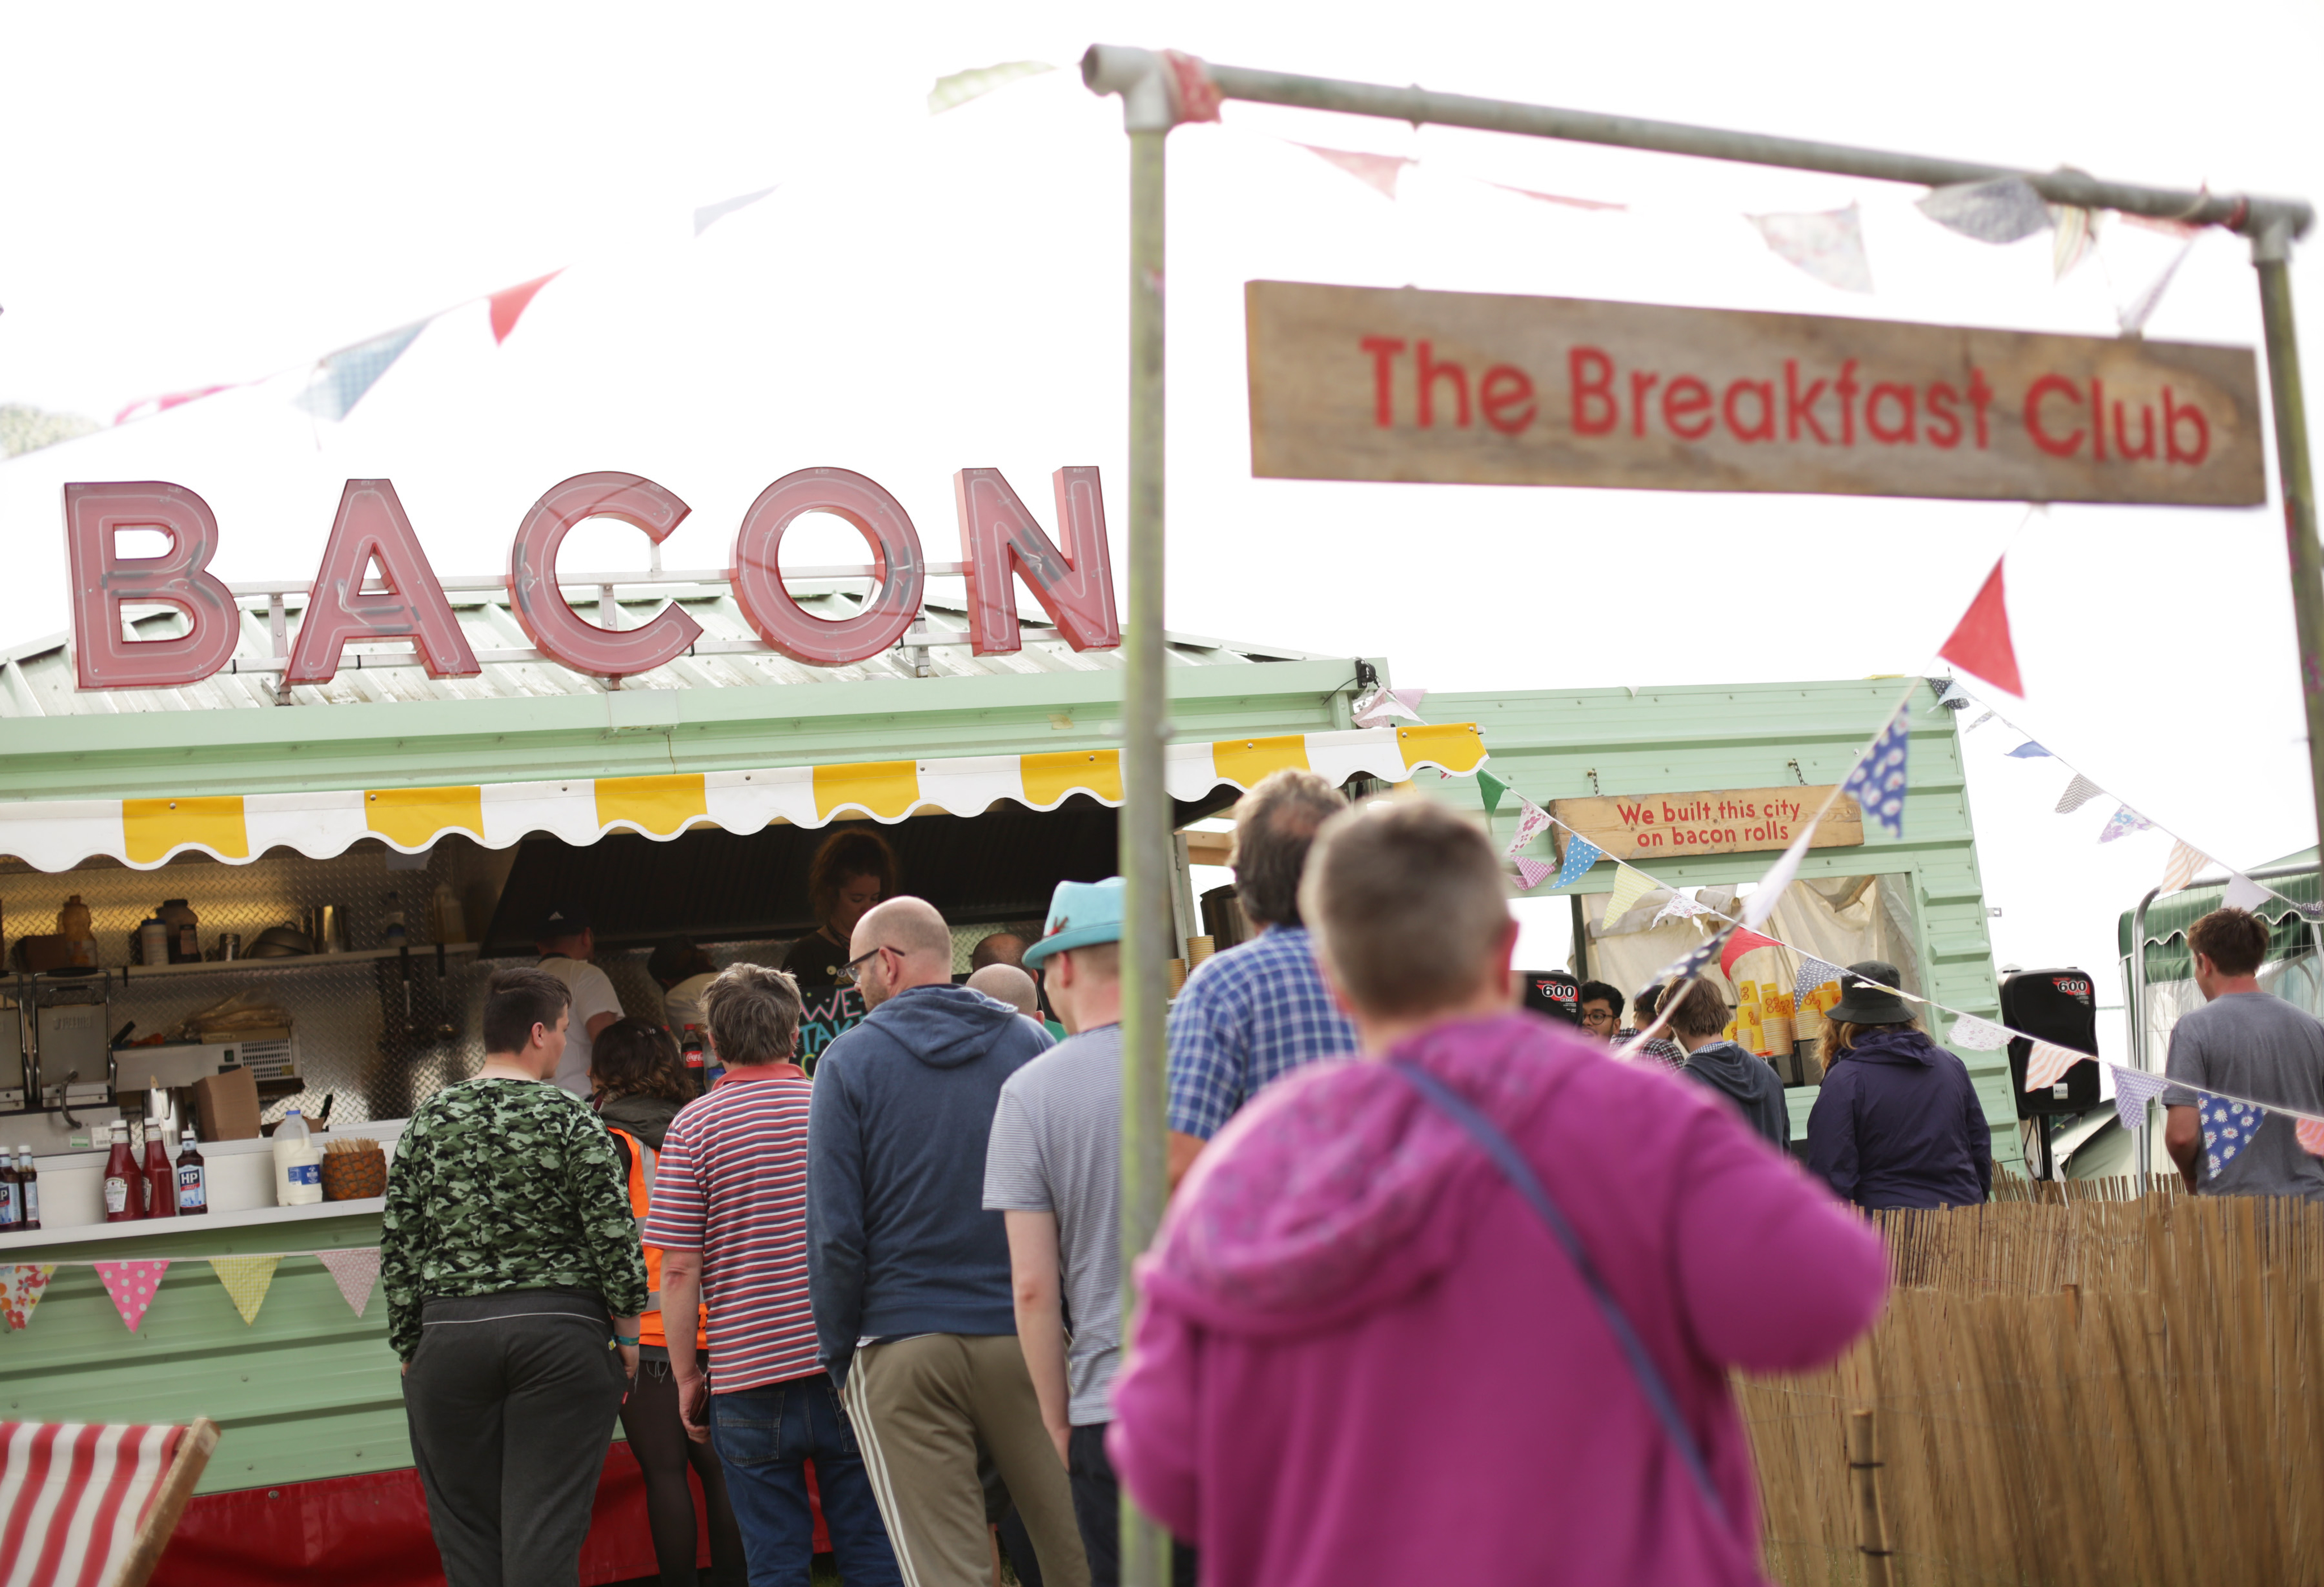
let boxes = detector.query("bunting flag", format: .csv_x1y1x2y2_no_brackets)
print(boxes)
1601,865,1654,929
293,321,427,422
1746,204,1873,293
95,1260,169,1332
2110,1065,2170,1133
1742,824,1817,927
1294,143,1413,200
114,382,239,427
2052,204,2100,279
1476,768,1510,819
2098,806,2154,844
1655,921,1740,987
1947,1014,2011,1051
2199,1092,2266,1175
2120,235,2197,335
1841,708,1911,837
2222,872,2271,912
693,186,780,236
2,1264,56,1331
1930,677,1971,710
1719,929,1782,976
1967,710,1996,733
209,1257,281,1327
927,60,1055,114
1654,891,1711,928
1553,832,1606,887
2161,840,2208,895
1938,559,2024,696
1795,955,1845,1011
318,1248,381,1319
487,271,562,344
1917,176,2054,245
2007,741,2054,759
2299,1117,2324,1157
2054,774,2104,814
1485,179,1626,212
1354,687,1427,728
1504,795,1555,859
1513,856,1553,891
2024,1039,2090,1092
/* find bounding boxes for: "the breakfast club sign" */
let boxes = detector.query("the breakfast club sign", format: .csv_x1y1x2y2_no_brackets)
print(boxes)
1245,280,2267,506
1551,786,1864,861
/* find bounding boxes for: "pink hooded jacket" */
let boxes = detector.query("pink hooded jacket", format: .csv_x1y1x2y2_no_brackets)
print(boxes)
1109,1012,1887,1586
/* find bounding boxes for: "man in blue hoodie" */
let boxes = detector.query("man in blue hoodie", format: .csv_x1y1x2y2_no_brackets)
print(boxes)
808,896,1089,1587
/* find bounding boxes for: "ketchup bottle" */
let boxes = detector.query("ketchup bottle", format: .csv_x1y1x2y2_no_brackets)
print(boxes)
103,1122,142,1222
142,1122,178,1219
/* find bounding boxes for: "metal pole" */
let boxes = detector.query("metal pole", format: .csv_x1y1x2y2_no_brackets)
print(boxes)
2255,225,2324,864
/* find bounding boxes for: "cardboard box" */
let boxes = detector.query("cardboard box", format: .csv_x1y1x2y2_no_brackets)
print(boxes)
193,1067,262,1142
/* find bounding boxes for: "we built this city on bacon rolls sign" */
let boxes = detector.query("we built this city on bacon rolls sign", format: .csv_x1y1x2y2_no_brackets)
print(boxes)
1244,281,2267,504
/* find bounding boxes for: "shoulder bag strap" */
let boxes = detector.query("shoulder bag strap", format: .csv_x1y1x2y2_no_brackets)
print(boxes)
1387,1059,1729,1531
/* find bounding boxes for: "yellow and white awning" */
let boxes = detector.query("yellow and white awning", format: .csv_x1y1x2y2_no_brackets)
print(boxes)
0,723,1488,872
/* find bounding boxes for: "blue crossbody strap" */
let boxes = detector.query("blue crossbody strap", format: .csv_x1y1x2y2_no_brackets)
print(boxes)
1388,1060,1729,1529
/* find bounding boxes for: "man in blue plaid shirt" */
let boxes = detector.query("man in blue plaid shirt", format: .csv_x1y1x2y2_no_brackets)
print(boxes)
1167,769,1359,1187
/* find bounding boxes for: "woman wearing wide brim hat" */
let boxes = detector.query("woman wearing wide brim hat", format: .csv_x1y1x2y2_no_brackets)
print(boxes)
1804,960,1992,1210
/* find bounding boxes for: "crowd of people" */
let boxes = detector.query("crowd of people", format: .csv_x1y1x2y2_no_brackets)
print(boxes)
377,770,2319,1587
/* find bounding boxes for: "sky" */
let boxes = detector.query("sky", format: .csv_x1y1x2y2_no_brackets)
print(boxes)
3,0,2320,1059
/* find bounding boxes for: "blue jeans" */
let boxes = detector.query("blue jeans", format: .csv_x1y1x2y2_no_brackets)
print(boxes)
711,1371,903,1587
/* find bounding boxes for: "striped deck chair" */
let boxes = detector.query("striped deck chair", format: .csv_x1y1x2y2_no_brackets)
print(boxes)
0,1419,220,1587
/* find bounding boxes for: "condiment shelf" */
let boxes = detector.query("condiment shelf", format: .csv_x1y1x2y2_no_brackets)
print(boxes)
0,1195,386,1253
98,941,486,979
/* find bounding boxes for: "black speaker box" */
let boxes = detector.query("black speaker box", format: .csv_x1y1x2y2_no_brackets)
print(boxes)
1523,970,1582,1026
1998,967,2103,1118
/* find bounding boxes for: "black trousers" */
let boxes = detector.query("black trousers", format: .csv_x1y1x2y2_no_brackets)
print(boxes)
1067,1424,1196,1587
403,1289,629,1587
619,1352,747,1587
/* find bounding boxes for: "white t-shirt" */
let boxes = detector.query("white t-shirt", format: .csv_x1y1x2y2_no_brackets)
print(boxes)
537,955,625,1097
661,972,717,1039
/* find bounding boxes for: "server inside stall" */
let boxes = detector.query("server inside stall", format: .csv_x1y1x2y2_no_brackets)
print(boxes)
781,829,898,991
534,904,625,1098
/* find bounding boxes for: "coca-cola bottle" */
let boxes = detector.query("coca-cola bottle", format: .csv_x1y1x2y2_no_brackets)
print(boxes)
103,1122,142,1223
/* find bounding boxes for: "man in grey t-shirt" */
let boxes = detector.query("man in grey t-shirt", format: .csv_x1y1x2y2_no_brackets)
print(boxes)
986,879,1194,1587
2162,907,2324,1202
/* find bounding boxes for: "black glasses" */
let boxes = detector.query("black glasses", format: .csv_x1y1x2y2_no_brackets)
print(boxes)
837,946,890,987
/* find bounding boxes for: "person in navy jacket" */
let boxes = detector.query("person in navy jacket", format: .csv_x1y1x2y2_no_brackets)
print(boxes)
1806,961,1991,1210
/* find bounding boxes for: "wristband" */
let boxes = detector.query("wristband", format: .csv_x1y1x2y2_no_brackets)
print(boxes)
614,1335,641,1347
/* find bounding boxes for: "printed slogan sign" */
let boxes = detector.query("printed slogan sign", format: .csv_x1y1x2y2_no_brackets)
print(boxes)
1245,281,2267,505
799,986,866,1071
1550,786,1863,861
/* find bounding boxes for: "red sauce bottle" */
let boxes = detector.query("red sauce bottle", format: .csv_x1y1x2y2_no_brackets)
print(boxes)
142,1123,178,1219
103,1122,142,1222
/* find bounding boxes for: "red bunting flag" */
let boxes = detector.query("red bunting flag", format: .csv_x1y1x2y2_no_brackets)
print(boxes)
1719,929,1782,976
1939,559,2024,697
1292,143,1412,200
488,271,563,345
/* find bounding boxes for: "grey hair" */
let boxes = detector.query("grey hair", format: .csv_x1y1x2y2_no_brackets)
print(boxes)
701,963,805,1066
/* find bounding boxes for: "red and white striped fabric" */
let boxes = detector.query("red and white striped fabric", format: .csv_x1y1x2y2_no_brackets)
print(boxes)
0,1421,184,1587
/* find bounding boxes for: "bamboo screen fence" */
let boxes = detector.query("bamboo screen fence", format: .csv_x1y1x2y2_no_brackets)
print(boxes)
1742,1176,2324,1585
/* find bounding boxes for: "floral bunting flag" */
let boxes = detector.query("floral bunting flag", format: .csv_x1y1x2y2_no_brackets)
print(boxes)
1947,1014,2011,1051
1654,891,1710,928
2,1265,56,1331
1795,955,1845,1011
1293,143,1413,200
318,1248,381,1319
2023,1039,2088,1092
2054,774,2104,814
1841,707,1911,837
95,1260,169,1332
2199,1092,2266,1175
1746,205,1874,294
1354,687,1427,728
1504,795,1555,860
2110,1066,2170,1133
2161,840,2208,895
1601,865,1654,930
210,1257,282,1327
1512,857,1553,891
2098,806,2154,844
1918,176,2054,245
1553,832,1606,887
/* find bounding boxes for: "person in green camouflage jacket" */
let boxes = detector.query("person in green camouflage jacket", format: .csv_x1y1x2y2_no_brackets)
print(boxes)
384,967,652,1587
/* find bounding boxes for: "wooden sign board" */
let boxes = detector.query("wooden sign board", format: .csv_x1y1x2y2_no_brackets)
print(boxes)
1246,280,2266,505
1551,787,1863,861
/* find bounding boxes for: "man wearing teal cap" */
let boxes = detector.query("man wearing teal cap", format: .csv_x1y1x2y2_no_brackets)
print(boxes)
983,878,1195,1587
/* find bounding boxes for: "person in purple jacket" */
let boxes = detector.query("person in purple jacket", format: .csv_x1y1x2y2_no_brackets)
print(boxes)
1805,963,1992,1210
1109,798,1889,1587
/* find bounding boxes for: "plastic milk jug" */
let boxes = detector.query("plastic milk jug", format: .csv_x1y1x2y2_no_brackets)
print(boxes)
272,1109,324,1206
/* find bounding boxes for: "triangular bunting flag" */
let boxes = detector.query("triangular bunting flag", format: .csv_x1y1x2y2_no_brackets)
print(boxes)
2098,806,2154,844
2007,740,2053,759
487,271,563,344
1293,142,1412,200
1654,922,1740,989
2197,1091,2266,1175
1503,795,1554,859
293,322,428,422
318,1248,381,1319
210,1256,282,1327
1918,176,2053,245
1742,825,1817,927
1719,929,1782,976
1553,832,1605,887
2024,1039,2089,1092
1795,955,1845,1010
927,60,1054,115
1354,687,1426,728
2120,235,2197,335
2298,1116,2324,1157
2222,872,2271,912
1485,179,1625,212
1654,891,1710,928
2,1264,56,1331
1747,204,1873,294
1930,677,1971,710
693,184,780,235
96,1260,169,1332
2054,774,2103,814
2110,1066,2170,1133
2052,204,2100,279
1939,559,2024,697
1947,1014,2011,1051
1966,710,1996,733
1476,768,1510,819
1841,708,1912,837
1601,865,1654,930
1513,857,1553,891
2161,840,2207,895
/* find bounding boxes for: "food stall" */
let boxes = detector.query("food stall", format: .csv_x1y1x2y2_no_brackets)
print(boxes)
0,508,1485,1584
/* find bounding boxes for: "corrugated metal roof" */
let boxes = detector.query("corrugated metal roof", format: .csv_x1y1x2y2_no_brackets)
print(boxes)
0,578,1326,718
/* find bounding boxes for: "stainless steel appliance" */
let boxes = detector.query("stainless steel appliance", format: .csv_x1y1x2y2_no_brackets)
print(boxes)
32,973,115,1110
0,992,26,1113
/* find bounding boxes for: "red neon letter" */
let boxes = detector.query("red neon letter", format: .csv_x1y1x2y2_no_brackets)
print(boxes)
62,481,239,690
1569,347,1618,436
2024,374,2085,457
1416,342,1470,428
1479,365,1536,434
1359,337,1405,427
286,479,478,684
2163,386,2210,465
731,468,925,666
507,473,704,678
955,466,1120,656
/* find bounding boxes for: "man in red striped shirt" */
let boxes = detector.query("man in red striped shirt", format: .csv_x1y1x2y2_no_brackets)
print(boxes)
647,964,902,1586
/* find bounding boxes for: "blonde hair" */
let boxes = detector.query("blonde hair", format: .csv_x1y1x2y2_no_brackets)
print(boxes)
1825,1016,1922,1057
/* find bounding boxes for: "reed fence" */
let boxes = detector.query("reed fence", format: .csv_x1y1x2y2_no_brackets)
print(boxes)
1742,1178,2324,1585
